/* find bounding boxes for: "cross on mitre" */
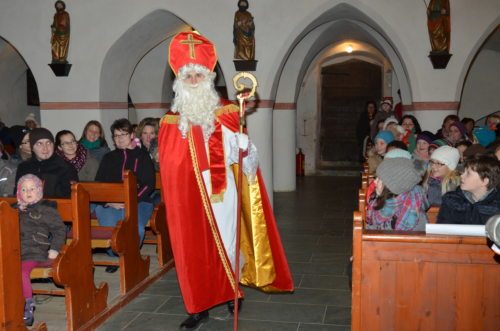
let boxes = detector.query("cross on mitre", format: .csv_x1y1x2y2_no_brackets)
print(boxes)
180,34,203,59
169,32,218,76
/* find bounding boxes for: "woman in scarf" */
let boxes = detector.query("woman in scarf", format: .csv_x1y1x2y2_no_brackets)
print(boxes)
55,130,99,181
78,120,110,162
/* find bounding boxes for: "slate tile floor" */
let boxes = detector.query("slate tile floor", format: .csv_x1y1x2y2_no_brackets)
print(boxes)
71,176,357,330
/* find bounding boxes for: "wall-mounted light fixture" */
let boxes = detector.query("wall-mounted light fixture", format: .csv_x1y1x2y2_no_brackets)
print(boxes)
346,45,353,53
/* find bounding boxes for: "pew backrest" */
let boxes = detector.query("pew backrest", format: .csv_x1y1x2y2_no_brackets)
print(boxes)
352,211,500,331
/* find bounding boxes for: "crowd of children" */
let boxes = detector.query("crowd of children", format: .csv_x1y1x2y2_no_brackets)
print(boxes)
361,100,500,232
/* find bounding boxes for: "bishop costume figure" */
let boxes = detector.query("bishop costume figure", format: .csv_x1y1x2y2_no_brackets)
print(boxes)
158,32,293,329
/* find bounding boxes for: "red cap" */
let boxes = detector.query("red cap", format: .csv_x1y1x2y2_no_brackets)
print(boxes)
169,32,217,76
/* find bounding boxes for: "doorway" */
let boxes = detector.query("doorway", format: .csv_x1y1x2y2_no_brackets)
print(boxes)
319,59,381,166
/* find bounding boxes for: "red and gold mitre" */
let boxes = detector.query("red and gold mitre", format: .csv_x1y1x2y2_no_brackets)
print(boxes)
169,32,217,76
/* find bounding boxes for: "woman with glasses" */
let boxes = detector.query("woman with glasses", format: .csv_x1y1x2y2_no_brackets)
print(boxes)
422,146,461,206
93,119,155,272
55,130,99,181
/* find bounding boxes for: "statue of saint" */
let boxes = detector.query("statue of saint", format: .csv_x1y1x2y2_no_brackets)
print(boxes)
233,0,255,60
51,1,70,63
427,0,450,53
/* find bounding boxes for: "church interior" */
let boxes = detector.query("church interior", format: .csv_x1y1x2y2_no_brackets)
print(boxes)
0,0,499,330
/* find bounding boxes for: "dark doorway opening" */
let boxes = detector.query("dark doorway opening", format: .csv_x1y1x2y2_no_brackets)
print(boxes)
319,59,381,167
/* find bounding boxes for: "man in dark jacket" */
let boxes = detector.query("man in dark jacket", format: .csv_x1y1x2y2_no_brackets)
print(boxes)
15,128,78,198
94,118,155,272
438,155,500,224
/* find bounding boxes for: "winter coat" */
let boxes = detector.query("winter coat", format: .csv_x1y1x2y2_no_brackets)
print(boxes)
0,158,17,197
366,185,429,231
15,154,79,198
425,175,460,207
77,154,100,181
19,201,66,261
437,188,500,225
95,146,155,202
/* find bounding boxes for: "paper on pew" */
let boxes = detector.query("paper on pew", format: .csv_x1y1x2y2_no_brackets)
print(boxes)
426,223,486,237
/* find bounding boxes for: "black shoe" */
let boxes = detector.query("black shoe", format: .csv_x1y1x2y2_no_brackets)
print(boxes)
180,311,209,329
105,265,119,273
227,299,243,315
23,299,34,327
31,277,53,284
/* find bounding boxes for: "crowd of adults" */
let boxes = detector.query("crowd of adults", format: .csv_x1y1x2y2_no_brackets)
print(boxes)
0,113,161,272
357,98,500,230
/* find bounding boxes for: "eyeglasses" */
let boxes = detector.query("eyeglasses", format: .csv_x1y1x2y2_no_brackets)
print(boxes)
34,141,53,148
60,140,77,147
430,160,446,167
113,132,130,139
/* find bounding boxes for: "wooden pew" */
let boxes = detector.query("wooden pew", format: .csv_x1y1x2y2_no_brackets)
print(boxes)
427,206,439,224
142,172,173,267
351,211,500,331
80,171,150,294
0,183,108,331
0,202,47,331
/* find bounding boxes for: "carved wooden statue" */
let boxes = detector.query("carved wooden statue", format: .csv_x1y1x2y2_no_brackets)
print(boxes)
51,1,70,63
427,0,450,53
233,0,255,60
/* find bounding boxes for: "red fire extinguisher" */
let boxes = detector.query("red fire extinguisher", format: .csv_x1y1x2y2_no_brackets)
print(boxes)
296,148,305,176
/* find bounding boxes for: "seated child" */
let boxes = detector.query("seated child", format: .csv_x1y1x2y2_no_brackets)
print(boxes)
17,174,66,326
423,146,461,206
437,155,500,224
367,130,394,175
366,157,428,231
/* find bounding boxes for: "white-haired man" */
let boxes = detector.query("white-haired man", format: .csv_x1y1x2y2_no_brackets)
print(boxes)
158,32,293,329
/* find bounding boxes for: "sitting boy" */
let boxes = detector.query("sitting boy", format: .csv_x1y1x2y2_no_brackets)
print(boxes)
437,154,500,224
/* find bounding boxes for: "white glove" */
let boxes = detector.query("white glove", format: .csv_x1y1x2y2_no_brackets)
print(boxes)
492,243,500,255
237,133,249,151
48,249,59,259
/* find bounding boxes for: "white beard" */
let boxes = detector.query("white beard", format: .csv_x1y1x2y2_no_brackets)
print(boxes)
172,67,220,141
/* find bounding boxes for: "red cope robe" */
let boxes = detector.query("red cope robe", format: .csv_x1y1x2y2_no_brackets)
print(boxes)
158,102,294,314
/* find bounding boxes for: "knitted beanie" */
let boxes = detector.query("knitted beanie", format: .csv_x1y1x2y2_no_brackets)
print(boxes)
29,128,54,149
430,146,460,170
376,157,421,195
374,130,394,144
416,131,436,145
432,138,448,147
473,126,496,147
384,148,412,160
449,121,467,138
25,113,39,126
383,116,399,130
16,174,44,211
8,125,30,148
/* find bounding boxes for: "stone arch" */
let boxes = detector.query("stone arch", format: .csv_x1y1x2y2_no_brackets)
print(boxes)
271,2,414,188
271,2,413,105
99,10,189,103
100,9,229,126
457,18,500,120
0,35,40,127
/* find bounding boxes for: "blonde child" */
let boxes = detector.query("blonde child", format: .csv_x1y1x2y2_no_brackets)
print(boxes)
423,146,461,206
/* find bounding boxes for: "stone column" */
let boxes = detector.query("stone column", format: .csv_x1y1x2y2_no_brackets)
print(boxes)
246,102,274,205
273,103,296,192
